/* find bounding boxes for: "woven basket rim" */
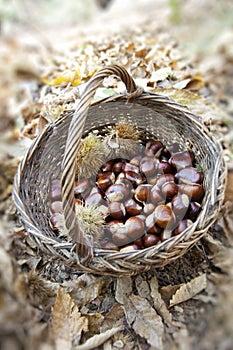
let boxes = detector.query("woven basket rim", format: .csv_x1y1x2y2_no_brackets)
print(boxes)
13,65,227,276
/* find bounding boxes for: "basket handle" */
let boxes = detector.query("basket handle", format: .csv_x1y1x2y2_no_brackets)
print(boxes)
61,64,141,262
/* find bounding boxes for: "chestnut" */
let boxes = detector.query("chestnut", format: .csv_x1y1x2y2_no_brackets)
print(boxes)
143,233,160,247
150,187,165,205
49,213,64,230
85,192,104,206
97,171,115,191
167,142,180,154
108,202,126,220
161,181,178,199
171,194,190,217
187,201,201,221
50,201,63,214
74,178,90,198
125,217,145,240
156,174,175,188
106,183,130,202
108,221,128,237
112,231,130,246
122,162,140,174
154,204,176,229
112,160,125,174
145,213,162,234
157,161,172,174
161,230,172,241
120,244,139,253
125,198,143,216
170,150,195,169
175,167,203,184
140,156,158,177
145,140,163,156
130,154,143,166
134,238,144,249
101,159,114,172
143,203,155,216
179,183,204,202
172,219,191,236
124,171,146,187
134,184,152,203
49,179,62,201
101,241,119,250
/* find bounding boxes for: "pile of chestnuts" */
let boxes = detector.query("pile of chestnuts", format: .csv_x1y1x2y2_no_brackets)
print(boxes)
49,139,205,253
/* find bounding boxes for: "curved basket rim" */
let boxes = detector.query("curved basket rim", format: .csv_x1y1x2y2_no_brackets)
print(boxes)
12,89,227,274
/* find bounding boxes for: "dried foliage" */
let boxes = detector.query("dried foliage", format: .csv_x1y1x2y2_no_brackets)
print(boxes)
0,0,233,349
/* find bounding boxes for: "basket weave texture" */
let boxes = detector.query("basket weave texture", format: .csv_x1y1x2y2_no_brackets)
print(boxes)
13,64,226,276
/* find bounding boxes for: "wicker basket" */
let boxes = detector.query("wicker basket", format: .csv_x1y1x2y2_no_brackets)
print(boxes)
13,64,226,276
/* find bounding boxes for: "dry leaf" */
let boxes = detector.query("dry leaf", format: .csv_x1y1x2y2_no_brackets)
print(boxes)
169,274,207,307
50,287,88,350
150,276,173,325
123,294,164,349
115,276,132,304
63,274,107,306
74,327,122,350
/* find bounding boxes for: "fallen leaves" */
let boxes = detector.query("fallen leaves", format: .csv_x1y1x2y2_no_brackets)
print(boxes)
50,287,88,350
169,274,207,308
124,294,164,349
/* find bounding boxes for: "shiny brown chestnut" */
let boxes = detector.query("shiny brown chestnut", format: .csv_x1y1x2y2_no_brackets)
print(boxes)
161,230,172,241
85,192,104,206
134,238,144,249
157,161,173,174
179,183,204,202
170,150,195,169
171,194,190,217
112,231,131,246
140,156,158,177
101,241,119,250
50,179,62,201
74,178,91,198
167,142,180,154
97,171,115,191
134,184,152,203
122,162,140,174
49,213,64,230
187,201,201,221
172,219,191,236
125,198,143,216
150,187,165,205
161,181,178,199
101,159,114,172
108,202,126,220
156,174,175,188
112,160,125,174
154,204,176,229
125,216,145,240
145,213,162,234
145,140,163,156
175,167,203,184
50,201,63,214
143,233,160,247
124,171,146,187
143,203,155,216
130,154,143,166
105,183,130,202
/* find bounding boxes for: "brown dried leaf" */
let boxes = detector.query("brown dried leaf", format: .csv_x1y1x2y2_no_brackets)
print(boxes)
169,274,207,308
115,276,132,304
63,274,107,306
150,276,173,325
123,294,164,349
50,287,88,350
